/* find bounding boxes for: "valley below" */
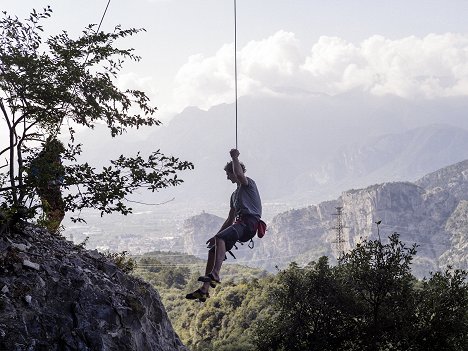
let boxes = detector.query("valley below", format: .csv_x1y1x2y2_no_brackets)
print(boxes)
64,159,468,279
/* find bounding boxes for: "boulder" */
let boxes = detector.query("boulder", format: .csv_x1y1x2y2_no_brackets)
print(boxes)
0,224,188,351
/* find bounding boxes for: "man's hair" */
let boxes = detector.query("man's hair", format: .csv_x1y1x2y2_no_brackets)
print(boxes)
224,161,246,173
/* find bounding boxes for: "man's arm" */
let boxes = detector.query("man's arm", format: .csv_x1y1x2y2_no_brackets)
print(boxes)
230,149,248,185
218,207,236,233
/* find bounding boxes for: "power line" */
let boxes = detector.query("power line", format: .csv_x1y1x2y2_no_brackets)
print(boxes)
106,223,453,257
78,218,456,262
135,253,303,268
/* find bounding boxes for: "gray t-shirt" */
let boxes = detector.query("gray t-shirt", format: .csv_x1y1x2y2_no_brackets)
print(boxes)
230,177,262,218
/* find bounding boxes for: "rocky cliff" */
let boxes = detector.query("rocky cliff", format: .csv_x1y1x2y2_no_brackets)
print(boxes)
182,212,223,258
0,224,188,351
253,160,468,277
182,160,468,278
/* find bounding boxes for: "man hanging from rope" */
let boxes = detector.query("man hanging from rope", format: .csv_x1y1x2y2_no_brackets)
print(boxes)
186,148,262,302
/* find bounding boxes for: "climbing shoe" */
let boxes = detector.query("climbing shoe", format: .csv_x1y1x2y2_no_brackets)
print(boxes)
185,289,209,302
198,273,221,288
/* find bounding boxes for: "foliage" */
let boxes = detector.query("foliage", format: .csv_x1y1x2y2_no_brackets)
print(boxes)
253,258,357,351
74,236,90,250
133,252,271,351
0,7,193,227
253,234,467,351
412,268,468,350
103,250,137,273
336,232,418,349
132,239,467,351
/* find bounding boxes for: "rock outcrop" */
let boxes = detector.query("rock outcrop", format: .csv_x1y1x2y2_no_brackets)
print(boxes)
0,224,188,351
182,159,468,278
249,160,468,277
440,200,468,270
182,212,223,258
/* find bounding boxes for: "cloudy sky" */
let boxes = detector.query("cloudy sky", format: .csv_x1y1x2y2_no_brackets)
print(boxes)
4,0,468,122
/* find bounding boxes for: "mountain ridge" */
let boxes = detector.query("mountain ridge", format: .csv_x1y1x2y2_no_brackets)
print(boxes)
182,159,468,278
74,93,468,210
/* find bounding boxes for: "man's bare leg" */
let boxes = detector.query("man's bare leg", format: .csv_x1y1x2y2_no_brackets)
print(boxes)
205,247,216,275
200,249,216,293
210,237,226,281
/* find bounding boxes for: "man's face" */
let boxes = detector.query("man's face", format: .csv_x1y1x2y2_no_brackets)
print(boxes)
226,171,237,183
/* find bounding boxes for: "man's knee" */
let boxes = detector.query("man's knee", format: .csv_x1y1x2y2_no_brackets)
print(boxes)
215,236,226,247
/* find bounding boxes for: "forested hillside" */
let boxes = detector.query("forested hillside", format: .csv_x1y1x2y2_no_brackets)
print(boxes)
133,238,468,351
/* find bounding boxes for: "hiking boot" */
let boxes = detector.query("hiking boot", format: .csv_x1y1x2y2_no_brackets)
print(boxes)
185,289,209,302
198,273,221,288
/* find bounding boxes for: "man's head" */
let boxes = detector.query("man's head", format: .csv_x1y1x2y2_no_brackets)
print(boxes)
224,161,246,183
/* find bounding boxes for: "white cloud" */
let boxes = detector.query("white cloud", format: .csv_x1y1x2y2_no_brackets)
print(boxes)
170,31,468,113
303,33,468,99
117,72,159,100
173,44,236,111
239,30,303,90
171,30,303,112
116,72,176,122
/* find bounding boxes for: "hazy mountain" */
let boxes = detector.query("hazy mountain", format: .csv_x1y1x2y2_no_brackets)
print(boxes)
314,123,468,196
182,159,468,278
74,93,468,211
65,93,468,268
182,212,224,258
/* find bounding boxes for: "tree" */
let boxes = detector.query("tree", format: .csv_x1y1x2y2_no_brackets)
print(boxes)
0,7,193,229
413,268,468,350
254,233,467,351
337,233,419,350
253,258,358,351
256,234,420,350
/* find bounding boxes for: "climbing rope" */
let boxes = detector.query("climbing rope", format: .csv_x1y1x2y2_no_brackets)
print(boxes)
54,0,112,137
234,0,238,149
97,0,112,34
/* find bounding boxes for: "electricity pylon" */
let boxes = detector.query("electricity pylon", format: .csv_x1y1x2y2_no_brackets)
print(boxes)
332,206,346,261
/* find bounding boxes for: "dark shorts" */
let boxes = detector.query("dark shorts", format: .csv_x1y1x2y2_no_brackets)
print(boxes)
214,216,258,252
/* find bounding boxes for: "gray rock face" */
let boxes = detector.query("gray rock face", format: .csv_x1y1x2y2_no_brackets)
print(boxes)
440,200,468,270
183,159,468,278
0,225,188,351
415,159,468,201
182,212,224,257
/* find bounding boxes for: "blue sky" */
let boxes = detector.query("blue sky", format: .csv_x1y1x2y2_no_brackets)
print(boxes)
3,0,468,120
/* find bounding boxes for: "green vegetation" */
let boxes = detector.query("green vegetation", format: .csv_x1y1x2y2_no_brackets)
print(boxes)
103,250,137,273
0,8,193,231
133,251,271,351
134,235,467,351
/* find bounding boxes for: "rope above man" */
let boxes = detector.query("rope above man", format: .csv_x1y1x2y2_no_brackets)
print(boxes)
186,148,263,302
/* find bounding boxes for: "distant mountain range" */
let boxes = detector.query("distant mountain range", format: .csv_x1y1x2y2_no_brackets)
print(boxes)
75,92,468,211
182,159,468,278
66,93,468,277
